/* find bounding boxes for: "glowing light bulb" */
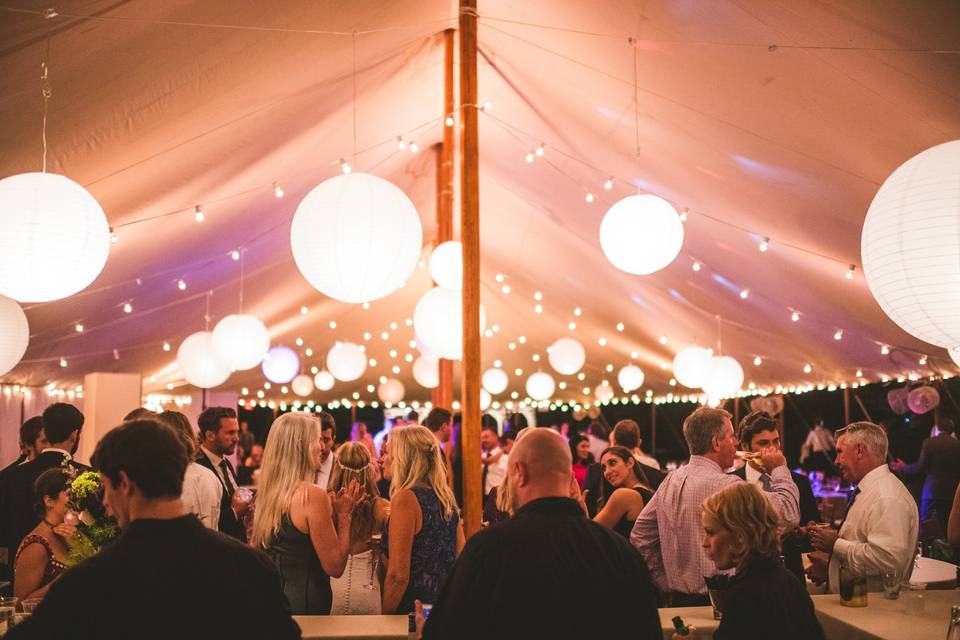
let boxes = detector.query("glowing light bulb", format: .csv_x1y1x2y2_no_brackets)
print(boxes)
616,322,624,332
534,304,543,314
123,302,133,313
533,291,542,301
880,345,890,355
679,208,689,222
397,137,406,150
295,338,304,346
845,264,855,280
603,178,613,190
791,311,800,322
177,279,186,291
305,348,313,357
74,323,83,333
692,261,701,272
574,307,582,317
753,356,762,366
759,237,769,252
585,192,595,203
525,152,534,163
659,335,668,344
740,289,750,299
194,206,205,222
834,329,843,341
340,159,352,174
163,341,171,352
445,115,454,127
518,336,526,344
409,142,419,153
508,342,516,350
501,285,511,294
855,369,863,377
495,273,504,283
109,228,118,244
362,302,370,310
59,357,67,367
803,363,813,373
231,250,241,261
273,181,284,198
568,322,576,330
598,337,607,346
535,144,545,157
919,355,928,366
482,101,492,111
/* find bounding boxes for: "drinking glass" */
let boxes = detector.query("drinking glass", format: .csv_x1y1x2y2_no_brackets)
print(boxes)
882,570,901,600
838,565,867,607
0,596,18,633
364,533,382,590
707,588,725,620
64,511,80,527
21,598,41,614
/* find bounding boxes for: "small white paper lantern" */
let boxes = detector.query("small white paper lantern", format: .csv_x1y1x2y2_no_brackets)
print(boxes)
701,355,744,399
378,378,405,404
211,314,270,371
413,287,486,360
862,140,960,348
429,241,462,290
526,372,556,401
261,346,300,384
413,356,439,389
599,193,684,276
617,365,645,392
0,173,111,303
480,389,492,411
327,342,367,381
673,346,714,389
482,367,509,395
290,172,423,304
314,370,336,391
548,338,586,375
595,383,615,404
177,331,231,389
291,374,314,397
0,294,29,375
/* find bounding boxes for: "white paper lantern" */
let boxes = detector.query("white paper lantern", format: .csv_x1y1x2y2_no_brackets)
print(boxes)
595,383,615,403
261,346,300,384
413,287,486,360
413,356,439,389
673,346,714,389
177,331,231,389
378,378,405,404
480,389,492,411
862,140,960,348
548,338,586,375
429,241,462,290
599,193,684,276
0,173,111,302
327,342,367,381
211,314,270,371
617,365,645,392
314,370,336,391
482,367,509,394
526,372,556,401
0,294,29,375
701,355,744,399
290,172,423,304
291,374,314,397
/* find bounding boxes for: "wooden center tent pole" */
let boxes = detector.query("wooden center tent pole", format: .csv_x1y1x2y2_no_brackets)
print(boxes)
459,0,482,538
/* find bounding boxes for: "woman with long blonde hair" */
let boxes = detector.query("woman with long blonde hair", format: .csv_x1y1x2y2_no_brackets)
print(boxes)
382,425,464,614
328,442,391,614
253,412,362,615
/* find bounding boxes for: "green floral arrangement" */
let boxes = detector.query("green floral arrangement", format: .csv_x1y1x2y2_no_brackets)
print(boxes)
61,463,120,565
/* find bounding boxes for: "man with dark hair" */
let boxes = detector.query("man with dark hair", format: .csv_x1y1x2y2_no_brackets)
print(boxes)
423,407,453,444
891,416,960,536
314,412,337,489
6,419,301,640
122,407,157,422
195,406,247,541
582,420,665,518
422,429,661,638
2,404,89,559
0,416,47,581
731,411,819,582
480,425,507,497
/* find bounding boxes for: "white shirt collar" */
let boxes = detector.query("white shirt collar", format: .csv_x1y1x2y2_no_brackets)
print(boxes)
200,444,223,466
744,461,766,484
855,463,889,493
43,447,72,460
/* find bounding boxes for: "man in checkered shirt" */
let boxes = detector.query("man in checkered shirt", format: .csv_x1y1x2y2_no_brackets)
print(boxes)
630,407,800,605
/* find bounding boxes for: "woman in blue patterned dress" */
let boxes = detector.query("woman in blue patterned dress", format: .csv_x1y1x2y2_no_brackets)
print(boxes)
382,425,464,614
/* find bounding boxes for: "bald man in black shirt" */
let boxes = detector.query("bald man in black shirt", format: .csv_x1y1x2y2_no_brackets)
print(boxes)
423,429,661,639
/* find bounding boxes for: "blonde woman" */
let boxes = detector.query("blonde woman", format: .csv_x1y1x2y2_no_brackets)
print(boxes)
328,442,391,614
382,425,464,614
700,483,824,640
252,412,362,615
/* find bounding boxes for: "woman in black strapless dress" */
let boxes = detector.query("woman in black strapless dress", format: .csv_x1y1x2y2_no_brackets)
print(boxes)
592,446,653,539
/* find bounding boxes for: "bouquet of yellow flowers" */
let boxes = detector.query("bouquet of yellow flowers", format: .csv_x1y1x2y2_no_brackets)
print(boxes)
61,462,119,565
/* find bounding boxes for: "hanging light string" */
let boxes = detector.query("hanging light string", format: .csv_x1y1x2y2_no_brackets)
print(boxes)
352,30,359,163
40,57,51,172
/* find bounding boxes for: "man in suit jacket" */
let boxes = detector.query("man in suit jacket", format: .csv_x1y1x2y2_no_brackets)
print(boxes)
195,406,248,542
7,419,300,640
732,411,819,582
892,417,960,534
583,420,665,518
2,404,89,559
0,416,47,581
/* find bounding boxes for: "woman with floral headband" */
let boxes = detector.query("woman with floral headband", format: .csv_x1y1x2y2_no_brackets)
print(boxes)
328,442,391,614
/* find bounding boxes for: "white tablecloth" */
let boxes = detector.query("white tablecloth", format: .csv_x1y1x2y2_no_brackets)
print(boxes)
910,557,956,588
295,615,406,640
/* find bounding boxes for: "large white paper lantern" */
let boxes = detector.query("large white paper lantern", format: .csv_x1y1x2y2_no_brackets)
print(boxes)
261,346,300,384
211,314,270,371
429,241,462,290
526,372,556,401
617,365,645,392
177,331,231,389
412,356,439,389
595,383,615,403
862,140,960,348
673,346,714,389
599,194,684,276
0,173,110,302
0,294,29,375
413,287,486,360
701,355,744,399
327,342,367,381
548,338,586,375
291,374,314,397
314,370,336,391
290,172,423,304
482,367,509,394
378,378,405,404
480,389,492,411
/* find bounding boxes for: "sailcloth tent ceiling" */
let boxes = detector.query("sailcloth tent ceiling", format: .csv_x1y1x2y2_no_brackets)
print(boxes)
1,0,959,405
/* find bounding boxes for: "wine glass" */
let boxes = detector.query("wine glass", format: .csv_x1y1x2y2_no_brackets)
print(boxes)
364,533,382,590
64,511,80,527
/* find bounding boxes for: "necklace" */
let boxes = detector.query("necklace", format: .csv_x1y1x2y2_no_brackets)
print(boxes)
42,519,59,528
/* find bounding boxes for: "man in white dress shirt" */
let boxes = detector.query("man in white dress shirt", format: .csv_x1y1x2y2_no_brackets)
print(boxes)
315,412,337,489
808,421,918,593
481,425,508,496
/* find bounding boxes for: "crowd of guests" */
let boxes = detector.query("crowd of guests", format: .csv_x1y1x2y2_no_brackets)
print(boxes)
0,398,956,639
